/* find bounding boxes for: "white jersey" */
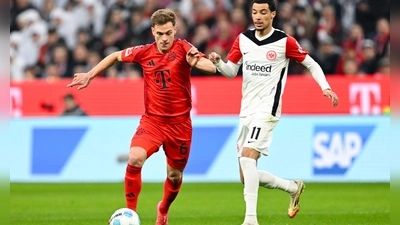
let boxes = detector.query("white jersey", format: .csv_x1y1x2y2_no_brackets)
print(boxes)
222,28,329,118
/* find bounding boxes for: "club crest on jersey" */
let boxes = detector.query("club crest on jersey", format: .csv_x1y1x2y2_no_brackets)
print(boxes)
168,51,176,62
266,50,277,61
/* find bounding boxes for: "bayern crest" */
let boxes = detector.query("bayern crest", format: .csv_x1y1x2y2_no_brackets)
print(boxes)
266,50,277,60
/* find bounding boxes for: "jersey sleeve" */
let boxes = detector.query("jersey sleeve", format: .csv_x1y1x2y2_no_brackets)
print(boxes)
226,35,242,64
285,36,308,62
121,45,146,63
181,39,207,58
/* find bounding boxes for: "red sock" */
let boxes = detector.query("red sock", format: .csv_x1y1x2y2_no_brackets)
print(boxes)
124,164,142,211
159,177,182,214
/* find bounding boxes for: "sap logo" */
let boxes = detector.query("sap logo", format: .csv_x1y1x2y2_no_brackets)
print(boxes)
313,125,375,175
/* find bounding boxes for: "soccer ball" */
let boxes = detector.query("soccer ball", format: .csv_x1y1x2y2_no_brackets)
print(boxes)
109,208,141,225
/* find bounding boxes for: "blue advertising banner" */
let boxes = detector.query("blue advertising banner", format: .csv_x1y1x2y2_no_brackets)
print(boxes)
10,116,389,183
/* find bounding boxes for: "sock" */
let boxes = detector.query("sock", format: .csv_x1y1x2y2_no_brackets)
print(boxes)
240,157,259,224
258,170,297,194
159,177,182,214
124,164,142,211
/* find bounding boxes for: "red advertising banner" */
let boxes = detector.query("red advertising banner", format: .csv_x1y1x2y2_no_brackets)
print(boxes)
10,75,389,117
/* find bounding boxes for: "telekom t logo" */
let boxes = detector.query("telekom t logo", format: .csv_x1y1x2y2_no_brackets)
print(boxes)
349,83,381,115
10,87,22,118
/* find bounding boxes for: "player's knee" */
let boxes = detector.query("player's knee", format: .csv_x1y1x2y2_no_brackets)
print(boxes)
167,170,182,183
128,153,146,167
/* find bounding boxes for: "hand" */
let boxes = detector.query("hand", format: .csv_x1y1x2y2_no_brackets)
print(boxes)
208,52,221,64
186,46,200,67
323,89,339,107
67,73,92,90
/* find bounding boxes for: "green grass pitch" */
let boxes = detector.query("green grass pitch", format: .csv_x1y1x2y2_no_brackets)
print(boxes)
11,182,389,225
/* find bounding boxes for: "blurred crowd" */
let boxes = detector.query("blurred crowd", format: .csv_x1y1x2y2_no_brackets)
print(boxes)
10,0,390,81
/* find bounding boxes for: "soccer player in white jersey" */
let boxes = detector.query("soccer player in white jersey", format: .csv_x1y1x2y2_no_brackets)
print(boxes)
208,0,339,224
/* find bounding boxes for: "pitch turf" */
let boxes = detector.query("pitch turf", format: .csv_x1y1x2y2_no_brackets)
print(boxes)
10,182,389,225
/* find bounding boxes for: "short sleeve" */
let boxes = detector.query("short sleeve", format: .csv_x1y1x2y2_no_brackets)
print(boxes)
181,39,207,58
226,35,242,64
121,45,146,63
285,36,308,62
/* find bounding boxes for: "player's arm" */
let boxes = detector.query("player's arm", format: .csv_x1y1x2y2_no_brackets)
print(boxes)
286,36,339,107
193,57,217,74
186,46,216,74
300,55,339,107
209,53,240,78
67,51,123,90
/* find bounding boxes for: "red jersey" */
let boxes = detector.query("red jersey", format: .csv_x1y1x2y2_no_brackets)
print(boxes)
121,39,204,123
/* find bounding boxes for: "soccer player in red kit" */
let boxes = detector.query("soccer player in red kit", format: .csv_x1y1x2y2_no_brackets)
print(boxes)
208,0,339,224
67,9,216,225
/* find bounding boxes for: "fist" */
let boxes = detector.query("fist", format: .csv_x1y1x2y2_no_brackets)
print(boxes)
208,52,221,64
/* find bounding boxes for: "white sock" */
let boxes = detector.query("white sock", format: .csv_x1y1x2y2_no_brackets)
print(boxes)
258,170,298,194
240,157,259,224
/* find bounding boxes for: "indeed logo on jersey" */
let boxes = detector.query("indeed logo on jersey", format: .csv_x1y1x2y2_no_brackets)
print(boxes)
312,125,375,175
244,62,272,76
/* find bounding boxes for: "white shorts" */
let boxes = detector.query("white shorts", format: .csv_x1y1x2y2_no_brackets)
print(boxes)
237,113,279,157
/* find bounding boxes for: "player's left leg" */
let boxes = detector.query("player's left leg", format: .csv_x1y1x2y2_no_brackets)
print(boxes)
257,171,305,218
251,116,305,218
156,117,192,225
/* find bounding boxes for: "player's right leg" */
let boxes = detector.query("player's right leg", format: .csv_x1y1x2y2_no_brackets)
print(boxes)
125,115,163,211
124,146,147,211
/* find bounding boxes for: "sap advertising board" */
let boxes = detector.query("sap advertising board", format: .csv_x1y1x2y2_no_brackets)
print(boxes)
10,116,389,183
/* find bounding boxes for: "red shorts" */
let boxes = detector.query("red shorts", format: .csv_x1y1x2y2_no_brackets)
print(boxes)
130,114,192,170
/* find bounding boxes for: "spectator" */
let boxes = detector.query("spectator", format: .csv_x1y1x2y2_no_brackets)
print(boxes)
23,66,38,81
60,94,88,116
314,36,341,75
355,0,376,38
341,23,365,55
335,43,362,75
43,63,62,82
107,8,128,43
51,45,73,78
230,7,249,37
10,0,37,32
9,0,390,79
205,18,235,60
126,7,152,47
71,44,89,73
359,39,378,74
316,5,341,44
49,8,80,49
38,28,67,66
342,58,360,76
373,18,390,60
76,28,102,52
10,48,26,81
190,24,211,54
375,57,390,75
292,5,318,41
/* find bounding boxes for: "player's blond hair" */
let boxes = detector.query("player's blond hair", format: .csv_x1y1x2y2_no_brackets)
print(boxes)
150,9,176,27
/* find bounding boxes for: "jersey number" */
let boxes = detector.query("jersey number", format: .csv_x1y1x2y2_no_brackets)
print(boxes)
250,126,261,140
180,142,188,155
